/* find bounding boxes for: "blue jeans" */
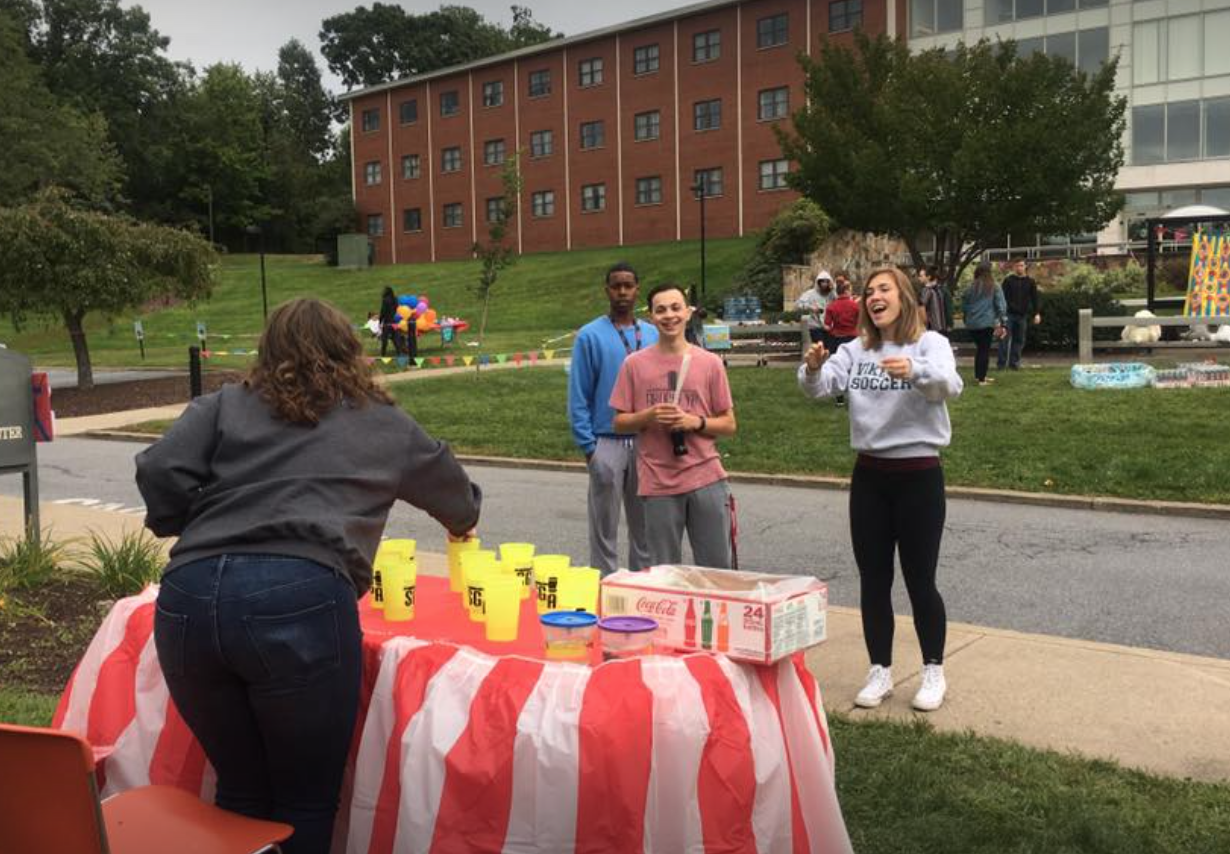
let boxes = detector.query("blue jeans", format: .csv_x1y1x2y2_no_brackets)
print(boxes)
997,314,1028,368
154,555,362,854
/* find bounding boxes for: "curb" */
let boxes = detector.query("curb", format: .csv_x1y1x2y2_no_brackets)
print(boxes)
79,433,1230,521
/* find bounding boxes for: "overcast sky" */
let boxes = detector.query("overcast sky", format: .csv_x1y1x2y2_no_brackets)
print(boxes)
124,1,690,93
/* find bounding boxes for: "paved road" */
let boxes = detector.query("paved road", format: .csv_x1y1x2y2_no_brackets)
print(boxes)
6,437,1229,659
40,368,185,390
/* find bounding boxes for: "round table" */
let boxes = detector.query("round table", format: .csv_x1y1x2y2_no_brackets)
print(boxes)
53,575,851,853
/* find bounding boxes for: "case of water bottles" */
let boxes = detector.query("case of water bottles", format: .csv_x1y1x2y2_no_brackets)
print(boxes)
600,565,827,664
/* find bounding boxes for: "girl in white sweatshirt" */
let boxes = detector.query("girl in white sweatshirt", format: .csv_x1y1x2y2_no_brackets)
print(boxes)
798,266,963,712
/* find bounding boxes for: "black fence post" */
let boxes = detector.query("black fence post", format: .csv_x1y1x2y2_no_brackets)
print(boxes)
189,346,202,399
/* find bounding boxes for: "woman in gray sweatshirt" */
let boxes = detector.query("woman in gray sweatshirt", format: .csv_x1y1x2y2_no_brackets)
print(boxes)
135,298,481,854
798,266,963,713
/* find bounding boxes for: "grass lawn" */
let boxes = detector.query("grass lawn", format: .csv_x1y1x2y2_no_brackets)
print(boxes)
2,237,755,371
377,364,1230,505
2,686,1226,853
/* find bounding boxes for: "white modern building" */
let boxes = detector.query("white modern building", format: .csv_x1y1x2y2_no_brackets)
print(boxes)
908,0,1230,249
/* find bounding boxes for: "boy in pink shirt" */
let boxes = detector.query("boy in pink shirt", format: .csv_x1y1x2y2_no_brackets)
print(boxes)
610,284,738,567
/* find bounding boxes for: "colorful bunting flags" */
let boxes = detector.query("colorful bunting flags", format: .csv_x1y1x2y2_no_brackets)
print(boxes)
463,356,474,366
529,352,539,364
544,349,555,360
415,357,425,368
445,355,455,367
496,354,508,364
513,352,523,366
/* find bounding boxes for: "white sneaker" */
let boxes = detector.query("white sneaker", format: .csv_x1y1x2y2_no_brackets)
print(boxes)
854,665,893,708
912,664,947,711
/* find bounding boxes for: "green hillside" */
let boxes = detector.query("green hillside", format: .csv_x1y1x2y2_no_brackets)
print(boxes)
3,236,757,370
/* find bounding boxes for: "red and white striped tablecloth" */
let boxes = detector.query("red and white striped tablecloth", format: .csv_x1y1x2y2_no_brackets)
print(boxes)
53,586,852,854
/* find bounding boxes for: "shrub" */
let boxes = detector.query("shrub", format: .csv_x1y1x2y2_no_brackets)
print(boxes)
80,530,165,599
0,529,68,593
737,199,831,310
1030,289,1128,351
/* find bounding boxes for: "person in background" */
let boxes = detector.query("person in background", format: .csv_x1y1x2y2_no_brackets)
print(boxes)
822,277,860,407
797,267,962,712
917,266,949,335
568,262,659,575
796,271,836,344
997,258,1041,370
961,262,1008,386
364,312,381,338
378,286,398,356
136,298,481,854
611,284,738,568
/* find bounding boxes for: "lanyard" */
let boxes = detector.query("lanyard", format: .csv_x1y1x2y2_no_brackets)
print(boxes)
609,317,642,355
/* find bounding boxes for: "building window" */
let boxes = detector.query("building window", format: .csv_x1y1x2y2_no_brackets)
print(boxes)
401,154,420,180
580,120,605,150
987,0,1106,25
757,14,789,49
482,80,503,108
399,100,418,125
1134,15,1228,85
634,110,661,141
361,108,380,132
759,158,789,191
829,0,862,32
1130,99,1230,165
531,190,555,218
440,90,460,117
366,213,384,236
530,129,554,158
694,168,723,198
758,87,789,121
693,29,721,62
486,197,505,223
694,99,722,131
633,44,660,75
484,139,506,166
912,0,962,36
581,183,606,212
442,203,462,228
441,147,462,173
529,69,551,98
403,208,422,233
364,161,381,185
636,176,663,205
578,57,603,87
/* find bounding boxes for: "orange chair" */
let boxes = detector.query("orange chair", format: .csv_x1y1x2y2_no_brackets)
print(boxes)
0,723,293,854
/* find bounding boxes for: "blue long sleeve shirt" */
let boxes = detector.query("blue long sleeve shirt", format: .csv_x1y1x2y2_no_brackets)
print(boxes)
568,316,659,455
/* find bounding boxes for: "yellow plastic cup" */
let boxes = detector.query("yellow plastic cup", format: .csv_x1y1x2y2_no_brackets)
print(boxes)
383,558,416,622
560,566,601,613
461,549,498,622
447,538,480,593
370,554,397,611
378,538,417,560
483,573,521,642
533,555,570,614
499,543,536,600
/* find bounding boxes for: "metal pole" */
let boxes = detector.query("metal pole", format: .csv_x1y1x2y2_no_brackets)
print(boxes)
207,185,215,245
259,231,268,322
189,346,202,399
700,189,707,298
24,448,39,547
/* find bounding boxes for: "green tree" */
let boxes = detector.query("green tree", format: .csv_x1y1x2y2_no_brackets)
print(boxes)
471,153,522,348
738,199,831,311
276,39,338,160
0,10,123,206
320,3,560,89
778,33,1126,285
0,189,218,388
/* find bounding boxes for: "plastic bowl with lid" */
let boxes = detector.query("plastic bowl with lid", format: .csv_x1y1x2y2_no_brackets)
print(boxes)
540,611,598,661
598,616,659,661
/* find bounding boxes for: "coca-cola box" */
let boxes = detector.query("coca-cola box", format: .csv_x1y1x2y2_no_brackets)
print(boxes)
601,565,827,664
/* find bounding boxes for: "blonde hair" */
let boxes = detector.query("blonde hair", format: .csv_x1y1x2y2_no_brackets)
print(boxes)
857,266,926,349
247,298,393,425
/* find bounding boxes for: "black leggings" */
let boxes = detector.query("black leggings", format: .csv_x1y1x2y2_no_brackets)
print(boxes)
849,463,948,666
969,327,994,381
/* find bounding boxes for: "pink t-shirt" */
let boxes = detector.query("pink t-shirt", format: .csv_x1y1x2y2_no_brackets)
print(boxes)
609,345,733,497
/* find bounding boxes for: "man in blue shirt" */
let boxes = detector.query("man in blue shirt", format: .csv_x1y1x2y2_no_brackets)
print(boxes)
569,262,659,574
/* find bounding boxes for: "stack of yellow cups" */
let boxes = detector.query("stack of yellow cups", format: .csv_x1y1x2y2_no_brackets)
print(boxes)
532,555,570,614
499,543,536,600
461,549,498,622
447,537,481,593
373,539,416,611
382,557,417,621
559,566,601,613
483,573,521,641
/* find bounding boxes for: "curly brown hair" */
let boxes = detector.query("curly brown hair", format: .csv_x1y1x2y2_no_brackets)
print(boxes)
247,298,393,425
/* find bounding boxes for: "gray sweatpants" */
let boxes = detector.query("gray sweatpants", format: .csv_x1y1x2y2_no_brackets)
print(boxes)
587,436,651,575
643,479,733,569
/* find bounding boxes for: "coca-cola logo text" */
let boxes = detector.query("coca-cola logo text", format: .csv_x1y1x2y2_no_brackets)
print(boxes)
635,597,678,618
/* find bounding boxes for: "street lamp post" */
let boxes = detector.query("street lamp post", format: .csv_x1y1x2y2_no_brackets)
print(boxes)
245,224,268,322
692,180,708,298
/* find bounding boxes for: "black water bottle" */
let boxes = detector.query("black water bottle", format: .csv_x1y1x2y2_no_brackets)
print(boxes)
671,429,688,457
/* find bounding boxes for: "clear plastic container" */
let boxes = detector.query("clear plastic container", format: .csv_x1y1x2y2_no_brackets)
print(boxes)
598,616,659,661
540,611,598,661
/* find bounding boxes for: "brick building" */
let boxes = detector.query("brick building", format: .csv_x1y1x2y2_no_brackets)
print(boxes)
342,0,901,264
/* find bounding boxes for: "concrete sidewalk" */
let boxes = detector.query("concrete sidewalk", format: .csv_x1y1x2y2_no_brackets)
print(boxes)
4,494,1228,784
